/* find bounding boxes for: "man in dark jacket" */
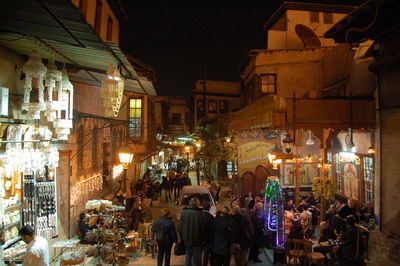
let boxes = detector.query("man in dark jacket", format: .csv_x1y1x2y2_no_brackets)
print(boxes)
152,208,178,266
336,215,364,266
248,202,264,263
212,207,239,266
200,202,214,266
179,197,203,266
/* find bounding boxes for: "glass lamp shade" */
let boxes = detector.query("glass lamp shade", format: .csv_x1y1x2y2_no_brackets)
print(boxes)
119,148,133,165
305,130,315,145
102,63,124,117
184,146,191,153
282,134,294,153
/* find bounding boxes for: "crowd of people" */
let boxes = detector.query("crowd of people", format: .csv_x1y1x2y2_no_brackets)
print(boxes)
151,195,267,266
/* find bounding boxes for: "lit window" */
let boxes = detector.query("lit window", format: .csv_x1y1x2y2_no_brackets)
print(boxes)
227,161,238,176
129,98,142,138
208,100,217,114
261,74,277,94
334,153,343,193
363,157,374,202
310,11,319,23
323,13,333,24
219,100,229,114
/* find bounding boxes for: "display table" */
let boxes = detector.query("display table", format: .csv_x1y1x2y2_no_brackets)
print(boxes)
51,239,86,265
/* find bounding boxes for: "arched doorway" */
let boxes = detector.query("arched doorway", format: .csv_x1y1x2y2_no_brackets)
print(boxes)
241,172,256,196
255,165,269,196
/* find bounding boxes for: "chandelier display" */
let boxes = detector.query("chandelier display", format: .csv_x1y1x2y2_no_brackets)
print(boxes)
102,63,124,117
52,68,74,141
44,59,62,122
21,50,47,119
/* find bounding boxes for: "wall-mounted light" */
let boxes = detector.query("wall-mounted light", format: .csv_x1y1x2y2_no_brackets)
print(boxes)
367,146,375,154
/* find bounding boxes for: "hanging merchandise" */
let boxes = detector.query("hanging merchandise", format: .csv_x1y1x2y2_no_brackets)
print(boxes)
53,68,74,140
264,176,285,247
21,50,47,120
102,63,125,117
44,59,62,122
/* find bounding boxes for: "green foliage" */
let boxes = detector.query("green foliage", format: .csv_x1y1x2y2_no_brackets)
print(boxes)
195,124,237,177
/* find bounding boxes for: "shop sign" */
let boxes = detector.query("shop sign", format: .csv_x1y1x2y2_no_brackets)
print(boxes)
238,142,275,165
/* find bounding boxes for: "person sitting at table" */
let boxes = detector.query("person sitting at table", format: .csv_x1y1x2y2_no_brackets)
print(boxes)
284,206,296,236
78,213,95,244
300,210,313,238
297,199,311,213
334,215,364,266
288,220,304,239
313,221,337,254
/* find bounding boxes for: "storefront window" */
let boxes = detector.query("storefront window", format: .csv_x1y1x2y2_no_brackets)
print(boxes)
334,153,343,192
363,157,374,202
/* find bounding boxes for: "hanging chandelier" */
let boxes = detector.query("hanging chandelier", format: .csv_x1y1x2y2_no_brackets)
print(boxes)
44,59,62,122
102,63,125,117
52,68,74,141
21,50,47,119
305,130,315,145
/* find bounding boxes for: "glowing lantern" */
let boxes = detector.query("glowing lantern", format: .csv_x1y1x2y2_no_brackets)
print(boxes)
102,63,125,117
52,68,73,140
21,50,47,119
44,59,62,122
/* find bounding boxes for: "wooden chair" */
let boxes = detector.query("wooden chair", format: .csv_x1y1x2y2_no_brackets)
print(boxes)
303,239,325,266
286,238,305,264
144,223,158,257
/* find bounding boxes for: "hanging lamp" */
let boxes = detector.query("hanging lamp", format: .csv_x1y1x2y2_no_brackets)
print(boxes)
305,130,315,145
21,50,47,119
102,63,125,117
44,59,62,122
52,68,74,140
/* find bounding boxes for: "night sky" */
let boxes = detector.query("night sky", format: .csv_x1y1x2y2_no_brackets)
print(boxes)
120,0,365,96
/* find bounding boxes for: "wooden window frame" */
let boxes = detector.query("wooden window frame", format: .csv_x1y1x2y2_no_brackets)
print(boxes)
260,74,277,94
106,15,113,41
129,98,143,138
310,11,319,23
94,0,103,34
208,100,217,114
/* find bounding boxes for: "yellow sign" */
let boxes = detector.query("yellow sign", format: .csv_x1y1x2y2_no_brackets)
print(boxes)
238,142,275,166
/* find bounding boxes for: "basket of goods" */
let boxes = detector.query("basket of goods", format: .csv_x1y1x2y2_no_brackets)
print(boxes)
61,251,85,265
100,229,116,242
100,245,113,257
85,229,99,242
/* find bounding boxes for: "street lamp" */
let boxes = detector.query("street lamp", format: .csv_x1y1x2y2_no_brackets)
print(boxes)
119,145,133,194
184,144,191,173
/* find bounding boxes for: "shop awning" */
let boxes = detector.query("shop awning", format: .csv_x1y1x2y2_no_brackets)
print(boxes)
0,0,156,95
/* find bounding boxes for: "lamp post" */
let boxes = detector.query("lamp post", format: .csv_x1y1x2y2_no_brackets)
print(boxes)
118,146,134,195
184,145,191,174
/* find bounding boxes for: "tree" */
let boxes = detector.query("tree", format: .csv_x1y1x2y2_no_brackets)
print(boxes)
196,124,237,180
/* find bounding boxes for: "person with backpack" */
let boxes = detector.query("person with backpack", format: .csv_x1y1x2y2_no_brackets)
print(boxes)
152,208,178,266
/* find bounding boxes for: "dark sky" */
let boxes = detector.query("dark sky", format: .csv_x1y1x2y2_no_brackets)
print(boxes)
120,0,364,96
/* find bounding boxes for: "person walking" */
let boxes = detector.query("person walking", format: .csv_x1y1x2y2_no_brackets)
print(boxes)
179,197,203,266
201,202,215,266
248,202,264,263
152,208,178,266
231,207,246,266
240,208,253,266
212,207,238,266
17,225,49,266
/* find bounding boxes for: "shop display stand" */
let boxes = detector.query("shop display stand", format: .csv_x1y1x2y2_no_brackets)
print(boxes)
22,167,58,239
86,214,130,266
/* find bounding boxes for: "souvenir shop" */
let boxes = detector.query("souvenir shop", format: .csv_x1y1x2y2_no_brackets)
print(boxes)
0,124,60,262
